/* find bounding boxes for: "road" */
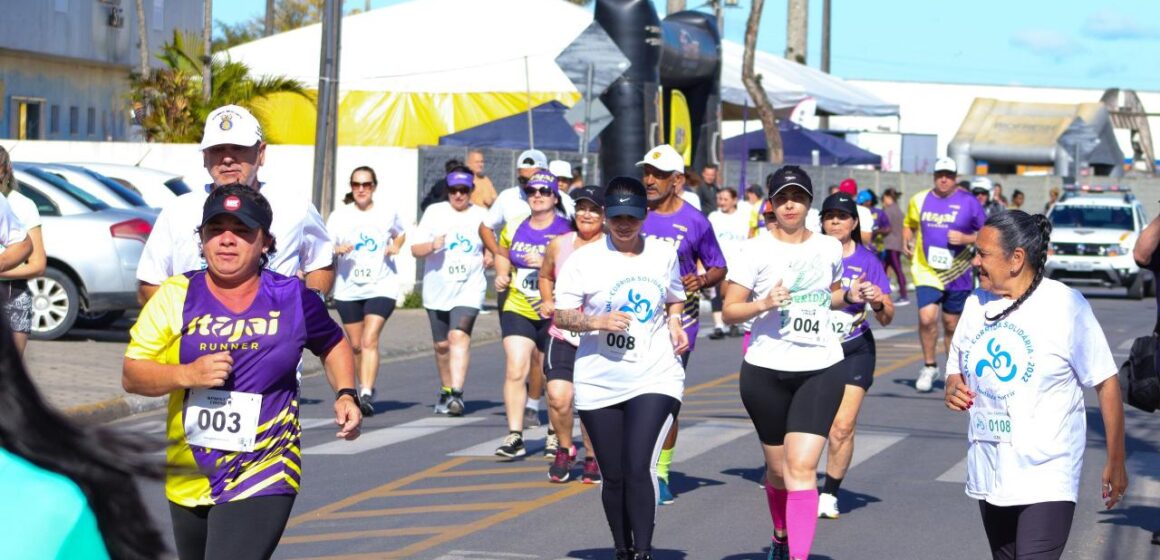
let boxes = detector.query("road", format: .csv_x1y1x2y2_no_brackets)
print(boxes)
108,288,1160,560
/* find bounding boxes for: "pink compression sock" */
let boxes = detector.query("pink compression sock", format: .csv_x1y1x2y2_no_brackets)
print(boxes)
764,484,788,534
786,489,819,560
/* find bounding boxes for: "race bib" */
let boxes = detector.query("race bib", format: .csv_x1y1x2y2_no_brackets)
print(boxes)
780,304,830,346
184,389,262,453
830,311,856,339
349,252,380,285
927,246,953,270
969,407,1013,443
514,268,540,298
598,323,652,362
443,256,470,283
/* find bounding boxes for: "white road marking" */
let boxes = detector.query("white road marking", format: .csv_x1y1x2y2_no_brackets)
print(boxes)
672,419,754,461
819,430,909,474
304,416,484,455
431,551,539,560
448,424,558,457
936,456,968,483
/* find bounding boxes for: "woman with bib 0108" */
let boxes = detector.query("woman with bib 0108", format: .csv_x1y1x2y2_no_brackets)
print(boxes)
493,169,573,457
722,166,871,560
328,166,407,416
944,211,1126,560
123,185,362,560
554,177,688,560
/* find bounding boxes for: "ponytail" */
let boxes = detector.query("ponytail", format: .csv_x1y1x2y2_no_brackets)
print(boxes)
984,210,1052,323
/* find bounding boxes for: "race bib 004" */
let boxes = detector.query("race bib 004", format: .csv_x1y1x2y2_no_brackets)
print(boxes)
780,304,830,346
184,389,262,453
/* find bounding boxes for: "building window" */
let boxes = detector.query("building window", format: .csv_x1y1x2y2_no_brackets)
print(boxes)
50,105,60,134
87,107,96,135
69,106,78,135
10,97,46,140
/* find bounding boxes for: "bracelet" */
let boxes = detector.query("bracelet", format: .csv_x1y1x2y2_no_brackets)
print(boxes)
871,302,885,312
335,388,359,404
843,290,855,305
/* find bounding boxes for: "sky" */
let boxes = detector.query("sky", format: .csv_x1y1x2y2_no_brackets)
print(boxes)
212,0,1160,91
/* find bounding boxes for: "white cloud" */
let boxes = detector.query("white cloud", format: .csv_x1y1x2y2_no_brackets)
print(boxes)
1083,10,1160,40
1009,29,1087,61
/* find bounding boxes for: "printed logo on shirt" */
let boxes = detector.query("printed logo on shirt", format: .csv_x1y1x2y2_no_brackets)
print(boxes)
618,289,656,323
354,232,380,252
920,209,961,227
961,321,1036,400
606,276,665,322
447,232,474,253
184,311,281,349
786,255,828,292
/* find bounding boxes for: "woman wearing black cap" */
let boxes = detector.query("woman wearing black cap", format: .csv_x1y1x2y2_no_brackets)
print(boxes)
554,177,688,560
722,166,869,560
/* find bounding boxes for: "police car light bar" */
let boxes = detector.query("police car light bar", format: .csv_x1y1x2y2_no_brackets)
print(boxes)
1064,184,1132,193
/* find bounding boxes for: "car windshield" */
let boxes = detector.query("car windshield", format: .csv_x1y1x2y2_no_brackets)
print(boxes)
20,167,109,210
81,169,149,206
164,177,192,196
1049,205,1135,230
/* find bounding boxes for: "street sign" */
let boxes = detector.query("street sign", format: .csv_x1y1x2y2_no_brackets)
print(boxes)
565,99,613,142
555,22,631,98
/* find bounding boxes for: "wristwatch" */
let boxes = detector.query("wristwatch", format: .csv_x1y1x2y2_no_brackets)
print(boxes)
335,388,359,404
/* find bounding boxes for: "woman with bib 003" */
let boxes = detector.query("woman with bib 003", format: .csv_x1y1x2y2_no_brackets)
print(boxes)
944,211,1126,560
493,169,572,457
554,177,688,560
722,166,871,560
123,185,362,560
328,166,407,417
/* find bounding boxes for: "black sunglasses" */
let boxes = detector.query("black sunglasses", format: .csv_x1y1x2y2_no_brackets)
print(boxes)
447,187,471,196
523,186,553,197
350,181,375,189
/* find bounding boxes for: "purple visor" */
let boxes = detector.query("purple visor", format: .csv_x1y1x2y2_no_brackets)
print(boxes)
525,169,558,193
446,170,474,189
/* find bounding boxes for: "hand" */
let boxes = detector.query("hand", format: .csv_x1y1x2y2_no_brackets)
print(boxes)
483,250,494,269
182,352,232,389
670,319,690,355
334,243,355,256
760,279,790,311
847,274,868,304
524,253,543,268
681,272,703,293
861,281,881,305
539,300,556,319
948,230,965,246
433,235,446,251
944,373,975,412
494,274,510,292
334,397,362,440
902,231,915,257
385,244,400,257
1102,460,1129,510
596,311,634,333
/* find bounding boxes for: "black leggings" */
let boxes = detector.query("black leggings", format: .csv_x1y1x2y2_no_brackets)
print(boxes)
579,393,680,553
170,495,296,560
739,360,847,445
979,500,1075,560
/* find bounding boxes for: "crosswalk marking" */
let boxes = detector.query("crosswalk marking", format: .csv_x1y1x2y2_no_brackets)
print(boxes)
935,456,968,483
819,430,909,474
449,424,556,457
670,419,753,461
432,552,540,560
305,416,484,455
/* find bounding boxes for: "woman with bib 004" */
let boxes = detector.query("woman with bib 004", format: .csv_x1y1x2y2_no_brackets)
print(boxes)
554,177,688,560
944,211,1126,560
493,169,573,457
123,185,362,560
722,166,871,560
328,166,408,417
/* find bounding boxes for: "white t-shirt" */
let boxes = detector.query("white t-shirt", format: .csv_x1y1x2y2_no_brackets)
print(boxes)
327,202,407,301
136,184,334,284
729,232,844,372
856,206,874,236
708,207,750,266
806,207,823,233
412,202,488,310
7,191,40,230
948,279,1117,506
681,191,702,211
0,195,27,249
481,186,575,231
555,237,687,410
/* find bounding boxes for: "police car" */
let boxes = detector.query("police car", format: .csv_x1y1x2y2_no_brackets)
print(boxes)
1045,185,1154,299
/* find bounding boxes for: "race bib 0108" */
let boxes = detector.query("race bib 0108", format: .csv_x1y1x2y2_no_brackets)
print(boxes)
184,389,263,453
969,407,1013,444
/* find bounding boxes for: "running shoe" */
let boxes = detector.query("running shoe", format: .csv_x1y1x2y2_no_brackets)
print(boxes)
358,392,375,417
446,390,465,417
817,492,840,519
581,457,602,484
728,325,742,338
633,552,653,560
708,327,726,340
433,391,451,414
495,432,526,458
915,365,939,393
895,297,911,307
523,406,541,428
767,536,789,560
657,477,674,505
614,550,633,560
548,446,574,482
544,430,559,458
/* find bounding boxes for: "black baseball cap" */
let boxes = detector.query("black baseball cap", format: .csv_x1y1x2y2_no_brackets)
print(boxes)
603,177,647,219
821,192,858,217
767,165,814,200
570,185,605,207
201,184,273,231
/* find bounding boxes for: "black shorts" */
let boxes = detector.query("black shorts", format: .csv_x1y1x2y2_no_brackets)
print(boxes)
839,329,877,391
545,336,577,382
500,311,551,351
739,360,847,446
426,306,480,342
335,297,396,324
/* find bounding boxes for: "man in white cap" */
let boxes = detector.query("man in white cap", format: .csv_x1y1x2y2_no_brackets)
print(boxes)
636,144,728,505
902,156,986,393
136,105,335,303
548,160,573,194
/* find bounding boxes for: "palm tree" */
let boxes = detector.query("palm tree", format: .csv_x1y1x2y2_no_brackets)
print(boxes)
130,30,311,143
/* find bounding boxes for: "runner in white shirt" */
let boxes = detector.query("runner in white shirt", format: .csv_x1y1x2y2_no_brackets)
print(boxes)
411,168,488,416
136,105,334,304
0,193,30,274
327,166,407,416
554,176,688,559
722,166,871,560
707,187,750,340
944,210,1126,560
0,148,45,355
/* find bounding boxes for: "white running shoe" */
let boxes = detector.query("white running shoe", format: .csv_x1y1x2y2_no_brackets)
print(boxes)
817,492,840,519
915,365,939,393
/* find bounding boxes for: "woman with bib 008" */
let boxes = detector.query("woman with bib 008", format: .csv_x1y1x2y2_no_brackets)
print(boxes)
411,167,488,416
493,169,573,457
722,166,870,560
817,192,894,520
554,177,688,560
944,211,1126,560
123,185,361,560
327,166,407,417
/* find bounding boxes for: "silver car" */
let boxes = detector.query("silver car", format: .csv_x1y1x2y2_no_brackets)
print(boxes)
66,162,192,208
13,169,156,339
16,162,154,211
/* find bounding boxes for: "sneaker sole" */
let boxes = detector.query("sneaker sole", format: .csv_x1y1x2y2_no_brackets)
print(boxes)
581,478,602,484
446,402,464,416
818,512,840,519
548,472,572,483
495,448,526,458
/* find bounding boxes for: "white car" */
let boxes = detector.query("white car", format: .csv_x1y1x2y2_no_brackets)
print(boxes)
65,162,192,208
1045,186,1154,299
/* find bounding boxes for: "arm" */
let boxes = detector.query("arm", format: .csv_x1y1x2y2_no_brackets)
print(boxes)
137,282,160,306
947,230,978,246
0,227,45,279
1134,215,1160,267
304,266,335,295
411,235,444,258
1096,375,1128,509
902,227,915,257
122,352,233,397
537,238,560,318
554,308,631,333
478,223,507,258
386,232,407,257
667,301,689,355
0,237,32,273
320,337,361,440
722,279,789,325
493,249,512,292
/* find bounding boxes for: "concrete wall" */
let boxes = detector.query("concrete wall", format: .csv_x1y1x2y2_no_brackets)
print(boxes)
0,53,130,141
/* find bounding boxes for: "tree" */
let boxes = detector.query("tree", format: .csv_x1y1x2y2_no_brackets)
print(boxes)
741,0,784,163
130,30,311,143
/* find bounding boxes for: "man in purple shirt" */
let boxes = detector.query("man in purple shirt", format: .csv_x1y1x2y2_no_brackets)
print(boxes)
636,144,727,505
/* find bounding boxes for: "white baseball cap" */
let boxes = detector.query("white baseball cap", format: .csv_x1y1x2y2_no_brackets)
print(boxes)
635,144,685,174
548,160,573,179
200,105,263,150
970,176,994,191
934,157,957,174
516,149,548,169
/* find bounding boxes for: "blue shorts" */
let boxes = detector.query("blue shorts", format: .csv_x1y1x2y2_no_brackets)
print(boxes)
915,286,969,315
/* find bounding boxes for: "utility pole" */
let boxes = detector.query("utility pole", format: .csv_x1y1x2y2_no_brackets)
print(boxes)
202,0,212,102
264,0,275,36
312,0,342,218
786,0,808,64
819,0,830,130
135,0,148,78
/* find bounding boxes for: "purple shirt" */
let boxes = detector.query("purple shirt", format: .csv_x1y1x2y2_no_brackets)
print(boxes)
837,244,891,341
641,201,727,350
871,207,890,233
905,188,987,291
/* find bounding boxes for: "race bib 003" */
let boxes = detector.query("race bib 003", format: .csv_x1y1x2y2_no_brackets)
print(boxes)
184,389,263,453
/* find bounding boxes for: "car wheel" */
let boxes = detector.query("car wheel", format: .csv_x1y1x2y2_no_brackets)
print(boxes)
28,268,80,340
75,309,127,330
1128,273,1145,300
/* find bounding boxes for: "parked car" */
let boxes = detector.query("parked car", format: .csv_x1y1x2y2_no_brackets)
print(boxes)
65,162,192,208
12,168,155,339
1045,185,1154,299
15,162,154,211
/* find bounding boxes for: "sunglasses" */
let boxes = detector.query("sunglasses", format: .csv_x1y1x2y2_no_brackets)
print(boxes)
447,187,471,196
350,181,375,190
523,187,554,197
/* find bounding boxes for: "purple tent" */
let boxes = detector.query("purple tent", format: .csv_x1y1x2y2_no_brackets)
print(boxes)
723,122,882,167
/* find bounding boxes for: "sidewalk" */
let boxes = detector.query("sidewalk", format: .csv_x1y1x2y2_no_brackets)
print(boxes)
24,308,502,425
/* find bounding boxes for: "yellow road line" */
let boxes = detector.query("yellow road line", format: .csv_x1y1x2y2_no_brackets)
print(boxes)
281,526,445,545
427,465,546,478
381,481,551,498
320,502,512,520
